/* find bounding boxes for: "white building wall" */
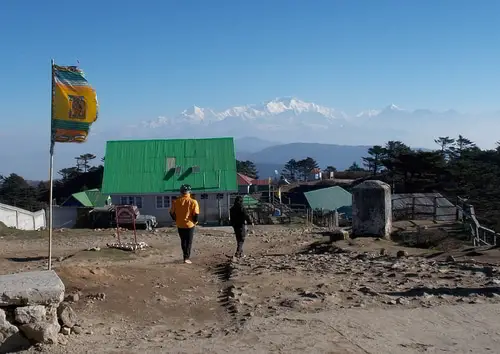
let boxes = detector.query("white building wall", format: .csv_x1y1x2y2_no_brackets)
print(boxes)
0,202,46,230
110,193,233,226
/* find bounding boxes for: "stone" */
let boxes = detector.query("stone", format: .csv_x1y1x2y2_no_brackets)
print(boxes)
397,297,410,305
397,250,409,258
446,255,456,262
57,303,78,328
0,308,19,339
61,326,71,335
379,248,387,256
20,322,61,344
358,286,379,296
72,325,82,334
46,306,58,325
352,180,392,238
0,270,65,306
329,229,350,242
65,293,80,303
14,305,46,324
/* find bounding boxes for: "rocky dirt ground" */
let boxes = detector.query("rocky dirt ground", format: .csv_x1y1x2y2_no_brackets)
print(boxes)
1,221,500,353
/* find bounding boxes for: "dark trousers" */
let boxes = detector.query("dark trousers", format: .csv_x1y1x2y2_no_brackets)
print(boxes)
233,225,247,256
178,227,195,260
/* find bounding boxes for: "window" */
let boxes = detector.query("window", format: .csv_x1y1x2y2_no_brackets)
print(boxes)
120,196,143,208
175,166,182,175
192,165,200,173
156,196,171,209
165,157,176,172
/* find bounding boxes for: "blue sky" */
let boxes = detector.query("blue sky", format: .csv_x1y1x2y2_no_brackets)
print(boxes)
1,0,500,177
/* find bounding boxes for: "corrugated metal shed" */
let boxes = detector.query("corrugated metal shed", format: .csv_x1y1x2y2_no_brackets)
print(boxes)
392,193,455,221
62,188,110,207
304,186,352,212
101,138,238,194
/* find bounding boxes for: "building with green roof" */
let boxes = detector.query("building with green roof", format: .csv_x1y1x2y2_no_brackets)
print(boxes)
101,138,238,224
304,186,352,217
61,188,110,208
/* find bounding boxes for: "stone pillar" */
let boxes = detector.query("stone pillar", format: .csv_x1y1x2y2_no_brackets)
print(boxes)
352,180,392,238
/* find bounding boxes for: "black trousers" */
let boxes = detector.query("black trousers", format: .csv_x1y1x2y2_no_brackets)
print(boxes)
178,227,195,260
233,225,247,256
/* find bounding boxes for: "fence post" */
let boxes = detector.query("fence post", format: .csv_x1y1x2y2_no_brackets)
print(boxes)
411,197,416,219
433,197,438,222
333,210,339,227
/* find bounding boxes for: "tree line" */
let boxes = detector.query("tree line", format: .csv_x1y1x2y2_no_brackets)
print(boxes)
237,157,350,181
0,154,104,211
3,135,500,230
236,135,500,229
349,136,500,230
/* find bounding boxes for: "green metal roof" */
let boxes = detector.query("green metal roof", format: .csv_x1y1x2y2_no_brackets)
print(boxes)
101,138,238,194
63,188,110,207
241,195,259,206
304,186,352,211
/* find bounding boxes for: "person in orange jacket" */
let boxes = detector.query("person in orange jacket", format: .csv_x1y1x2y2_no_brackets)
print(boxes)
169,184,200,264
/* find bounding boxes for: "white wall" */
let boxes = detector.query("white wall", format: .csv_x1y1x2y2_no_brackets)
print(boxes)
111,193,232,225
0,202,46,230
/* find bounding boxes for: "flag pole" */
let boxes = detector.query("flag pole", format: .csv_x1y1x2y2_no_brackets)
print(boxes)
48,59,55,271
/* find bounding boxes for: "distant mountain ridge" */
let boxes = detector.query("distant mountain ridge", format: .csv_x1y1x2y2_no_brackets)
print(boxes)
126,97,491,148
5,96,500,179
235,142,371,178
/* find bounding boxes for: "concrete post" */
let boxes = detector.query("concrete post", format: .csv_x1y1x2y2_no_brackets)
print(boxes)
352,180,392,238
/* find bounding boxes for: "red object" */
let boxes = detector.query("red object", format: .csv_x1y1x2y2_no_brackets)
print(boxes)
251,179,270,186
237,173,254,185
115,205,137,244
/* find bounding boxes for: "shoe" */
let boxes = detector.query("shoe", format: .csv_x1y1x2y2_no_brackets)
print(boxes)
184,259,192,264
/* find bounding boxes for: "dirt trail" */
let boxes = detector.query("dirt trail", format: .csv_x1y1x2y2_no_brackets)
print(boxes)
1,225,500,353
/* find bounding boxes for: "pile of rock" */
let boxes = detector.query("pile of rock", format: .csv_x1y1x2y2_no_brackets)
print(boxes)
0,270,79,351
106,241,149,251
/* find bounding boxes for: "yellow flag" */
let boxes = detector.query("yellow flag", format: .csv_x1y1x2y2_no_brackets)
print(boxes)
51,65,98,143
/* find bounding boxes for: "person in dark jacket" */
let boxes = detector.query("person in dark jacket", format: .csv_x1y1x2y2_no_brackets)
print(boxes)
230,196,253,258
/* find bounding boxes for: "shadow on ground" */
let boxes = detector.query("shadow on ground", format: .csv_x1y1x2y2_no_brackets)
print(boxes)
384,286,500,298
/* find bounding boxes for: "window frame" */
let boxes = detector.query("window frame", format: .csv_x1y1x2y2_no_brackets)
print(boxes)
120,196,143,209
155,195,171,209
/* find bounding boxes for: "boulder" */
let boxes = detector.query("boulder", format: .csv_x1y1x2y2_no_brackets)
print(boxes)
57,303,78,328
14,305,46,324
20,322,60,344
328,229,350,242
0,270,65,306
0,308,18,339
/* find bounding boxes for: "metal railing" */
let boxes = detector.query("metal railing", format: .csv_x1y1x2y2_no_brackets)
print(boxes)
457,197,499,247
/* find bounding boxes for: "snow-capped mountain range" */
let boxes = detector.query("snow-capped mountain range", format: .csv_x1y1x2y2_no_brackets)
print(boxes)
143,97,347,127
129,97,489,148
